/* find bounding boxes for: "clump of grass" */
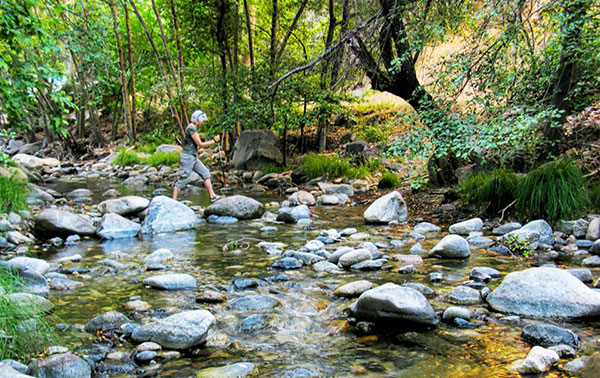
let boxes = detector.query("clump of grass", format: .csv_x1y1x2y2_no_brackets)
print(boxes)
516,158,590,222
261,163,292,174
459,168,520,215
589,181,600,211
0,176,28,214
145,152,179,167
0,268,57,360
378,171,402,189
112,149,143,167
135,143,160,154
301,154,353,179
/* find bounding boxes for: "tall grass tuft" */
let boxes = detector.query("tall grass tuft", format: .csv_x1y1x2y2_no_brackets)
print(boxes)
0,269,57,360
145,152,179,167
516,159,590,222
459,169,520,215
112,149,143,167
300,154,379,179
112,150,179,167
587,181,600,211
0,176,28,214
378,171,402,189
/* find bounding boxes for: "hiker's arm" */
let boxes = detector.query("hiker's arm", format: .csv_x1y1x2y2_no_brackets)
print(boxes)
192,133,219,148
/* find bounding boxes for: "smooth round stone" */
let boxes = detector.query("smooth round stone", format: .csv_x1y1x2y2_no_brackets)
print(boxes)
239,314,270,333
135,342,162,353
196,290,227,303
134,351,157,364
272,257,303,270
442,306,472,321
350,259,383,271
334,280,374,298
85,311,131,333
430,272,443,282
397,264,416,274
567,268,593,283
429,235,471,259
144,249,173,264
447,286,481,305
414,222,441,234
521,323,580,348
261,226,278,233
142,274,197,290
230,296,278,311
124,300,150,312
338,249,372,268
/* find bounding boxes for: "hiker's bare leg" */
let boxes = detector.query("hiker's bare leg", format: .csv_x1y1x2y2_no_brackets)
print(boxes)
172,186,180,200
203,178,216,198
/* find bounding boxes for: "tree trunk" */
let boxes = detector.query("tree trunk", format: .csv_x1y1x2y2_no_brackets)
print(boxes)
124,0,137,139
317,0,336,152
109,0,133,141
330,0,349,89
216,0,229,112
270,0,278,78
243,0,254,72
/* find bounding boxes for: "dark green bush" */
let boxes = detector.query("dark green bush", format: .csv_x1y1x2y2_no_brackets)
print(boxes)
0,176,28,214
0,269,57,360
459,169,520,214
378,171,402,189
516,159,590,222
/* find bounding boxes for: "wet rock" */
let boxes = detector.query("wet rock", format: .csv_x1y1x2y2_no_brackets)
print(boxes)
513,219,554,245
134,351,157,364
48,277,83,291
442,307,472,321
470,267,501,282
143,273,197,290
288,190,316,206
196,290,227,304
394,254,423,265
13,154,60,170
26,352,91,378
467,236,494,248
351,259,384,271
232,130,282,170
338,248,372,268
428,235,470,259
140,196,196,234
587,218,600,240
413,222,440,234
317,194,346,206
447,286,481,305
568,268,593,283
196,362,256,378
548,344,576,358
144,248,173,264
363,191,407,224
334,280,374,298
272,257,303,270
279,367,320,378
6,231,32,245
401,283,435,296
312,261,343,274
318,183,354,197
66,188,93,200
449,218,483,235
206,215,238,224
564,356,588,372
277,205,310,223
8,256,50,275
125,299,150,312
132,310,215,350
102,189,120,198
232,278,258,291
486,267,600,318
6,293,53,314
521,323,580,348
287,251,324,265
98,259,129,270
591,239,600,254
204,195,265,220
96,213,140,239
582,255,600,267
352,283,438,327
35,209,96,236
510,346,558,374
328,246,354,264
98,196,149,215
85,311,131,333
429,272,443,282
0,363,33,378
230,296,278,311
492,222,522,235
409,243,426,255
239,314,270,333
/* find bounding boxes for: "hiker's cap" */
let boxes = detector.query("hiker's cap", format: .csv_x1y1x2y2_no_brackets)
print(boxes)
191,110,208,123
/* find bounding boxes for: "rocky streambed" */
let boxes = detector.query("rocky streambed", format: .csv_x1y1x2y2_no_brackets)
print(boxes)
1,159,600,377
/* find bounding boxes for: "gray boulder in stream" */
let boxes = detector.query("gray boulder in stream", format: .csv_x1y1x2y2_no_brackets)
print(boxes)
486,267,600,318
363,191,407,224
140,196,196,234
96,213,141,239
352,283,438,326
27,352,91,378
204,195,264,220
132,310,215,349
98,196,149,215
428,235,470,259
277,205,310,223
35,209,96,236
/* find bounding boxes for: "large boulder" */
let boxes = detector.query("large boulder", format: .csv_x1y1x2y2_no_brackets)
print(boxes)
0,363,34,378
232,130,282,170
98,196,149,216
352,283,438,327
521,323,580,348
7,256,50,275
96,213,141,239
363,191,407,224
140,196,196,234
27,353,91,378
12,154,60,170
288,190,316,206
449,218,483,235
35,209,96,236
204,195,264,220
132,310,215,350
277,205,310,223
318,183,354,197
6,293,53,314
486,267,600,318
155,144,181,154
428,235,471,259
517,219,554,245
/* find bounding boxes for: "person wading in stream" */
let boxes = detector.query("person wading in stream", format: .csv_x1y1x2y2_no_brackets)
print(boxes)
172,110,222,202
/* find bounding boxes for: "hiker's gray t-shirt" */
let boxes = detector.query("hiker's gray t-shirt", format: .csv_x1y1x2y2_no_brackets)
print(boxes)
182,124,198,155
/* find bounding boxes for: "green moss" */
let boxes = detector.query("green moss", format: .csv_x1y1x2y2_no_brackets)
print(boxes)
378,171,402,189
459,169,520,215
0,269,57,360
0,176,28,214
516,159,590,222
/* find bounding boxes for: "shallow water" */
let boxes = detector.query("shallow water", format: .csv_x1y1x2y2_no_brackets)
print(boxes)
32,178,600,377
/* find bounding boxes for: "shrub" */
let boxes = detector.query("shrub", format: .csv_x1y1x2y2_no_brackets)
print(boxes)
301,154,352,179
0,269,57,360
588,181,600,211
360,124,389,143
261,163,292,175
378,171,402,189
0,176,28,214
516,159,590,222
145,152,179,167
459,169,520,215
112,149,143,167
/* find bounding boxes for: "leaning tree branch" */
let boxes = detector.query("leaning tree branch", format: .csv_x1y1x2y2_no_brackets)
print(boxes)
267,10,382,89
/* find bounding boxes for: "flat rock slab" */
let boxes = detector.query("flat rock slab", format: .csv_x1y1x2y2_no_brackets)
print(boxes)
143,274,197,290
334,280,374,297
486,267,600,318
98,196,149,215
230,296,279,311
204,195,265,220
35,209,96,236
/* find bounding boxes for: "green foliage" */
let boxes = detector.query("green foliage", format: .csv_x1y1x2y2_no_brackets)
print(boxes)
517,159,590,222
0,152,12,168
260,164,292,175
111,149,143,167
360,124,389,144
378,171,402,189
112,149,179,167
589,181,600,211
300,154,380,180
0,269,57,360
0,176,28,214
145,152,179,167
459,169,520,214
503,234,533,258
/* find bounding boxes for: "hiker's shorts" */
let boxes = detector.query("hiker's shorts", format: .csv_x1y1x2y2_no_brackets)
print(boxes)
174,153,211,188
